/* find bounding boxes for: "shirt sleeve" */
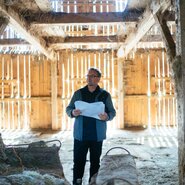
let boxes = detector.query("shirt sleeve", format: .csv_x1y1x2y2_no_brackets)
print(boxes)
66,91,79,118
105,92,116,121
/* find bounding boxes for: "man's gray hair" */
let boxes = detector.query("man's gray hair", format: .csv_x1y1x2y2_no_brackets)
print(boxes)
88,67,102,77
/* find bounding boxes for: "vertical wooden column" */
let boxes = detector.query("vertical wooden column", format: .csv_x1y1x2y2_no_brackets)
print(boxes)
117,58,124,129
51,61,58,130
176,0,185,184
147,54,151,129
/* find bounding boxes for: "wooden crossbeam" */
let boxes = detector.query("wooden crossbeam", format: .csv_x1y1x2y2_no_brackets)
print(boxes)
47,36,120,43
0,37,165,51
0,1,56,60
26,11,143,24
26,10,174,25
0,38,29,45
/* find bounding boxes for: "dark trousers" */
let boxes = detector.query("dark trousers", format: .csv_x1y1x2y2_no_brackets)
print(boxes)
73,139,103,184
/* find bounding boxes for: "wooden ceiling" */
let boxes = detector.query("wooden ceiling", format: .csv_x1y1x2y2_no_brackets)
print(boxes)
0,0,175,60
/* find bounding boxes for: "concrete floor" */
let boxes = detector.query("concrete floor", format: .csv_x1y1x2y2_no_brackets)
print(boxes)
0,126,178,185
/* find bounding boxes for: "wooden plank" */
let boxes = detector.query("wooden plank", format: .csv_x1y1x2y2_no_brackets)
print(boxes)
51,62,59,130
117,58,124,128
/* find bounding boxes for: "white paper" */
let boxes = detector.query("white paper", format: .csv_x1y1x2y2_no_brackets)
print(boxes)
74,101,105,120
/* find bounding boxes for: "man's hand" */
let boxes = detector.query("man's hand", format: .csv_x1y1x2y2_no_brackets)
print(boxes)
72,109,81,117
99,112,109,121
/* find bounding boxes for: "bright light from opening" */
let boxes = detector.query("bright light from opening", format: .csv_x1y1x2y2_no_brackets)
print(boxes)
115,0,128,12
117,46,125,58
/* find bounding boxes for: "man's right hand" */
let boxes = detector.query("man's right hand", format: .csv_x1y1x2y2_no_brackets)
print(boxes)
72,109,81,117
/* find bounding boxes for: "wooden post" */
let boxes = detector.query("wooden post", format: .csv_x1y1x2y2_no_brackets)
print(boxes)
176,0,185,184
147,54,151,129
117,58,124,129
51,61,58,130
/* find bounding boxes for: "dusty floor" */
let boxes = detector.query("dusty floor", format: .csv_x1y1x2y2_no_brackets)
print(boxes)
0,126,178,185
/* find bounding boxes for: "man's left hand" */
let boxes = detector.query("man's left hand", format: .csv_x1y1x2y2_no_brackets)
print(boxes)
99,112,109,121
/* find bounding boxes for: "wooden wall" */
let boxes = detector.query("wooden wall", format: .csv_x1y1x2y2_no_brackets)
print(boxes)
124,49,176,128
0,48,176,130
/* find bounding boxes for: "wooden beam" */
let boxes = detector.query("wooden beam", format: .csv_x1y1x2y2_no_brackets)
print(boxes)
49,43,121,50
0,1,56,60
26,11,143,24
0,37,165,51
117,58,124,128
26,10,174,25
46,36,121,43
0,17,9,35
34,0,53,12
0,38,29,45
51,62,59,130
119,0,172,57
154,11,176,59
175,0,185,183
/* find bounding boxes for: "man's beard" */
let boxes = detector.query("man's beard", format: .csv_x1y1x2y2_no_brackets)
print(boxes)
88,82,94,86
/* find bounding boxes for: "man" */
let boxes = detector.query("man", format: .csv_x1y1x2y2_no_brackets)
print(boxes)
66,67,116,185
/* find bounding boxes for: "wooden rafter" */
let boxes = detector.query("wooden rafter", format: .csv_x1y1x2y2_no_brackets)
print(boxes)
0,17,9,35
0,1,56,60
119,0,172,57
154,11,176,59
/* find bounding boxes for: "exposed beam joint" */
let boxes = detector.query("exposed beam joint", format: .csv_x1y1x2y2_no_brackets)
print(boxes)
119,0,172,57
0,1,56,60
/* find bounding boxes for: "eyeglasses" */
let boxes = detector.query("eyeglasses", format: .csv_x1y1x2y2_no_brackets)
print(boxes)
86,74,99,78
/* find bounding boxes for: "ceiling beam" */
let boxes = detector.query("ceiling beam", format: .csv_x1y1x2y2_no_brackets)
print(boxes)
0,35,165,46
0,38,29,45
0,1,56,60
46,36,120,43
34,0,53,12
26,10,174,25
119,0,172,57
49,43,122,50
26,10,144,24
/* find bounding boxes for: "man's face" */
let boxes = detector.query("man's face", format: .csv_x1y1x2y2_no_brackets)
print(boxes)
86,69,100,86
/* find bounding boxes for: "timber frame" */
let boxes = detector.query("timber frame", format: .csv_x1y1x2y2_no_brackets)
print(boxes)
3,1,185,184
